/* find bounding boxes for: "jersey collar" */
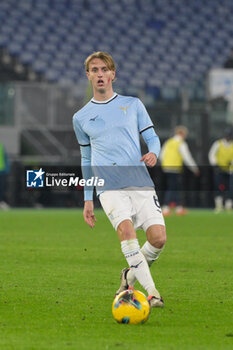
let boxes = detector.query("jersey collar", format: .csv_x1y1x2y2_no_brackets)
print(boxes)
91,92,118,104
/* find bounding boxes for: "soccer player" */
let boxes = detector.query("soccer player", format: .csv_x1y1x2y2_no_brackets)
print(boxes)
208,126,233,212
73,52,166,308
160,126,200,216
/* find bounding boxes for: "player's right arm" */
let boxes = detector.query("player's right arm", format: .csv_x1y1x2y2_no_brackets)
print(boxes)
81,145,97,228
83,200,96,228
73,113,96,227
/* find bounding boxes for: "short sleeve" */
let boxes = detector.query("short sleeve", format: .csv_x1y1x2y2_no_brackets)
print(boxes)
136,98,154,134
73,113,90,146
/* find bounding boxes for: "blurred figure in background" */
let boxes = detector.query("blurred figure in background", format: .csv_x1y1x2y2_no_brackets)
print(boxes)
160,126,200,216
0,142,10,209
224,48,233,69
208,126,233,212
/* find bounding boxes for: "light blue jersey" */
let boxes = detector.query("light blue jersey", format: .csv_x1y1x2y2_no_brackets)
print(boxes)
73,93,160,199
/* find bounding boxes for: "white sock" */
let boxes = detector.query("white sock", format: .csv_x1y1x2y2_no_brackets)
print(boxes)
121,239,157,296
225,199,233,210
127,241,163,287
141,241,163,267
215,196,223,210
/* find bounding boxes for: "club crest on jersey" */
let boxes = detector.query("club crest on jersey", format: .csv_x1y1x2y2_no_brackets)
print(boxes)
119,106,129,114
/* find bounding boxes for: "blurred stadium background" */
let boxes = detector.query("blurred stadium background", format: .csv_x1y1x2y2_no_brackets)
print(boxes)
0,0,233,208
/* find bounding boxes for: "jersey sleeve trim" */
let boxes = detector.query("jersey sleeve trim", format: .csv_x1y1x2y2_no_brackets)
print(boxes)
79,143,91,147
139,125,154,134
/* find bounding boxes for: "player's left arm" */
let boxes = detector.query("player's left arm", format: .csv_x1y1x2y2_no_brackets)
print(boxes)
179,142,200,175
140,127,161,167
136,98,160,167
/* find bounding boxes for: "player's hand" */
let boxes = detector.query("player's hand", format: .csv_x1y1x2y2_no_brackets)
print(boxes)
83,200,96,228
140,152,157,167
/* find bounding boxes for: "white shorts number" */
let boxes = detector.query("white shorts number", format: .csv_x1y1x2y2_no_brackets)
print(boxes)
99,187,165,231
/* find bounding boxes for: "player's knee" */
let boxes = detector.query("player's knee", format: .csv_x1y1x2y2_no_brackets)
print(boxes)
161,227,167,244
156,233,167,248
119,228,136,241
148,226,167,248
117,220,136,241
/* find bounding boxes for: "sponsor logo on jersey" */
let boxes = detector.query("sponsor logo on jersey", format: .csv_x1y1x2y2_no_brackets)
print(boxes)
90,115,99,121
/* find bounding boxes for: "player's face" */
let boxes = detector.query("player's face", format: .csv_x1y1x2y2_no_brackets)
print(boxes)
86,58,115,94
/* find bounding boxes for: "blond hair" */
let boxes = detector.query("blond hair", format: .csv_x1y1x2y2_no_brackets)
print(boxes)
174,125,188,138
84,51,116,72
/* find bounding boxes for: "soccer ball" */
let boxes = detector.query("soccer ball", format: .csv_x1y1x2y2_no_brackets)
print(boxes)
112,289,150,324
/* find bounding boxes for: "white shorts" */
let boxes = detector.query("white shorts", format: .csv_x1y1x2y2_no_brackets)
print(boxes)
99,187,165,231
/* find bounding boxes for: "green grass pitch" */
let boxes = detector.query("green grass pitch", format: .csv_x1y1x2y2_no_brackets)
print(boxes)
0,209,232,350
